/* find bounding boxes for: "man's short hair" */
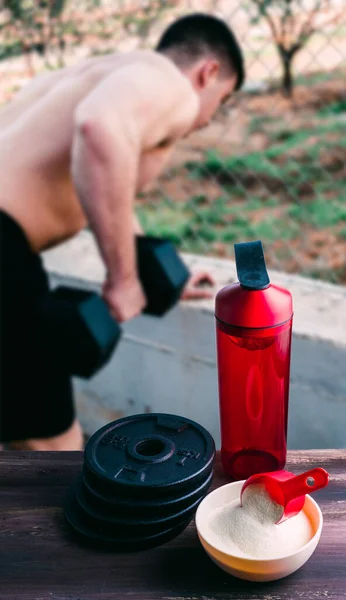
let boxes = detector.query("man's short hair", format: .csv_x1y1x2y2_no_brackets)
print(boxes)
156,13,245,90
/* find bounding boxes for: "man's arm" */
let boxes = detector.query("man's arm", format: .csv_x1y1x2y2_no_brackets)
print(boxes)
71,59,198,321
72,106,139,281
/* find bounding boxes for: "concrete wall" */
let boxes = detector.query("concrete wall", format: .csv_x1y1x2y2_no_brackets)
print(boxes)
43,232,346,450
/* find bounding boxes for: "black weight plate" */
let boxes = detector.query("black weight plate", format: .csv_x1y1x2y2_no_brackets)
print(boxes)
83,459,213,501
82,467,213,517
84,413,215,495
64,488,191,551
73,476,204,533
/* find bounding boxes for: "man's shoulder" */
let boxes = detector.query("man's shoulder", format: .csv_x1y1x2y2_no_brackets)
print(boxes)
82,50,198,124
129,50,196,96
130,49,176,71
118,51,199,134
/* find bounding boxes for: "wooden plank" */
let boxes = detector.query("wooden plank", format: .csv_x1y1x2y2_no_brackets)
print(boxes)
0,450,345,600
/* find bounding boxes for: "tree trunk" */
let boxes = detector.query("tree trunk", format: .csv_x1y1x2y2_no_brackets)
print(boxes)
278,43,302,98
281,53,293,97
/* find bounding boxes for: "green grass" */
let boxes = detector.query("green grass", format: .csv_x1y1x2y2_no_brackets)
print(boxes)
294,70,339,87
185,121,346,207
287,198,346,228
138,113,346,268
137,189,346,271
0,41,22,61
318,101,346,117
248,115,279,134
250,218,300,242
137,193,301,252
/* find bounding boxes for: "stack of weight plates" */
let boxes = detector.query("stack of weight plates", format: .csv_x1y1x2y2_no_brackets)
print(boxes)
64,413,215,551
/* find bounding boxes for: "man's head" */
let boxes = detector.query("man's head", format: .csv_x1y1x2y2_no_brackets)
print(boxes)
156,13,244,129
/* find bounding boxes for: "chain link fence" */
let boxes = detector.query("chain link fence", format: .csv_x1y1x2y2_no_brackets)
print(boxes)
1,0,345,283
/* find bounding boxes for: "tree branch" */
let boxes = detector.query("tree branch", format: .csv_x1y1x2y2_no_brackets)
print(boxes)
297,4,343,46
281,0,291,48
295,0,326,44
263,10,281,45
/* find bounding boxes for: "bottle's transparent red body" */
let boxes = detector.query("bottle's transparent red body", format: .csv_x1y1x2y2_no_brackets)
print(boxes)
216,318,292,480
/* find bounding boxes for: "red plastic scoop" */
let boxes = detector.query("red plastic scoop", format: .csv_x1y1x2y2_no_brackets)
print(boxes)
240,467,329,524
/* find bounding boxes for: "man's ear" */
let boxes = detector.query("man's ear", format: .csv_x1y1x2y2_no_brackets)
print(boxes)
198,59,220,89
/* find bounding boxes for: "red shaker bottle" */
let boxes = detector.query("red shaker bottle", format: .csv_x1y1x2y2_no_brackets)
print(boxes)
215,241,293,480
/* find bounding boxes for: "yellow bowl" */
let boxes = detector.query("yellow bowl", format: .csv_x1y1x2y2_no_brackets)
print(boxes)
195,480,323,582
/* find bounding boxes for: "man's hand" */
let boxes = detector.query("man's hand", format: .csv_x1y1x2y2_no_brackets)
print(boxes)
181,271,216,301
133,214,144,235
103,276,147,323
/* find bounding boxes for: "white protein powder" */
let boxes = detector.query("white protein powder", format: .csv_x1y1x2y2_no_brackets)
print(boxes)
206,484,313,559
242,483,283,524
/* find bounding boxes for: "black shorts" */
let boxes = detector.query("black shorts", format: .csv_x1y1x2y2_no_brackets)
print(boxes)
0,210,75,443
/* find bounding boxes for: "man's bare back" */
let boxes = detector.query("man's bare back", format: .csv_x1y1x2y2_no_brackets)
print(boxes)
0,50,199,252
0,13,243,451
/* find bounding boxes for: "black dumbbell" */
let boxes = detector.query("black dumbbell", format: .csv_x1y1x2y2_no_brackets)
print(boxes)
38,236,190,379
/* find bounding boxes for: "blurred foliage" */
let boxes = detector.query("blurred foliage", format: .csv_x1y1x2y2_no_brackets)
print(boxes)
0,0,177,71
245,0,344,96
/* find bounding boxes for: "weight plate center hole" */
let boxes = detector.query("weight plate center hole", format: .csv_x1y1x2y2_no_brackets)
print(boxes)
135,439,166,457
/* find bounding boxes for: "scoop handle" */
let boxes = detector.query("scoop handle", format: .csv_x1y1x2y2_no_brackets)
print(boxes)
280,468,329,502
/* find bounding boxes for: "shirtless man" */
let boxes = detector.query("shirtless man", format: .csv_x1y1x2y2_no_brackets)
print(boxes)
0,13,244,451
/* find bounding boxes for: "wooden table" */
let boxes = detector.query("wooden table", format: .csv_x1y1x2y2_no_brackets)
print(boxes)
0,450,345,600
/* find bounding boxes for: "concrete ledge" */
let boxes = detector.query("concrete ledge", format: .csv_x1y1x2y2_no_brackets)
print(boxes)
42,231,346,450
43,230,346,346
